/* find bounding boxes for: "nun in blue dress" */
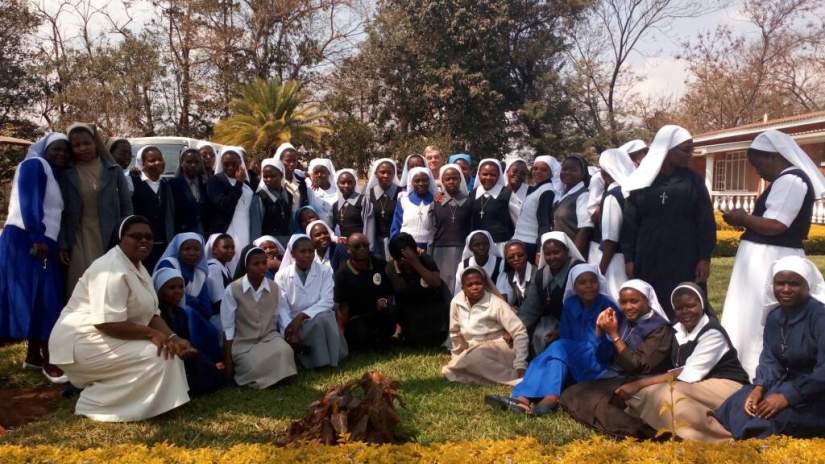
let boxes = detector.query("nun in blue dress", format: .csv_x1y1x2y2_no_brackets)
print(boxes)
153,267,226,395
154,232,222,362
0,133,70,382
715,256,825,439
489,264,621,415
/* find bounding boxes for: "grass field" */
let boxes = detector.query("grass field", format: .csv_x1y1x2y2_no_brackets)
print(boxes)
1,256,824,449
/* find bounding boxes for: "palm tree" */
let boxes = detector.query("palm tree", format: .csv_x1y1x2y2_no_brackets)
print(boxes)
213,79,330,154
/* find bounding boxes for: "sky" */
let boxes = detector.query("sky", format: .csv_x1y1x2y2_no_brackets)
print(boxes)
36,0,757,102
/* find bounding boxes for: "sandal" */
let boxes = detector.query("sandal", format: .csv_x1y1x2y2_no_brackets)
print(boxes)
530,401,558,417
484,395,529,414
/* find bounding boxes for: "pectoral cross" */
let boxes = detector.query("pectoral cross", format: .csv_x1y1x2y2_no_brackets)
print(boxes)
659,192,668,205
479,210,485,220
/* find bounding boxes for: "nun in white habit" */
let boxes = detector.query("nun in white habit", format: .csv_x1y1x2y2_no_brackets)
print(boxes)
513,155,559,260
275,234,347,368
593,149,636,301
305,158,338,226
390,166,437,250
619,139,649,166
620,125,716,320
504,158,530,224
453,230,506,296
471,158,518,254
720,129,825,380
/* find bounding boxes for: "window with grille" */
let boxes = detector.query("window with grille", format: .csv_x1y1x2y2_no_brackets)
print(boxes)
712,151,751,192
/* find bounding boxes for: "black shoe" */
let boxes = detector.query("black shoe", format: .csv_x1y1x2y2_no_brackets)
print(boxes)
484,394,528,414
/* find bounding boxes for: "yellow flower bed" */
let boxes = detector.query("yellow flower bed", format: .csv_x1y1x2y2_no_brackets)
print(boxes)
3,436,825,463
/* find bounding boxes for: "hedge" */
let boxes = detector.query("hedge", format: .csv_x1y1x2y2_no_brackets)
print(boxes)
714,225,825,257
1,436,824,463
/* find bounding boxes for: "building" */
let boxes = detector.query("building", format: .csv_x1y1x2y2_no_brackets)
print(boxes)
692,111,825,223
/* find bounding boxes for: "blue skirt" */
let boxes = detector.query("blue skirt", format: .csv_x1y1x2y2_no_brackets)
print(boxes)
714,384,825,439
512,339,606,399
0,226,63,341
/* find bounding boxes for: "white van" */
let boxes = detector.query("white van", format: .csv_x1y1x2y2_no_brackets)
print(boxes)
128,136,224,176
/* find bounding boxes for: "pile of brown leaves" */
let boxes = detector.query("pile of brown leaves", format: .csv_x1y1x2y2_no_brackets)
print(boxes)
286,371,404,445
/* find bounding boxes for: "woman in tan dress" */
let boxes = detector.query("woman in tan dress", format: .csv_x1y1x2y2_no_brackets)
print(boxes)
220,246,297,389
49,216,193,422
443,265,528,386
59,123,132,296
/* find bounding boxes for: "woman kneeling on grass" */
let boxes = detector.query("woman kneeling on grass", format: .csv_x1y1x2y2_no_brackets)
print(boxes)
487,265,669,416
618,282,748,442
442,266,528,386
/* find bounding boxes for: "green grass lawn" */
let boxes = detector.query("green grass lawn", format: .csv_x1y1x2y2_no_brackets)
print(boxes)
2,256,825,449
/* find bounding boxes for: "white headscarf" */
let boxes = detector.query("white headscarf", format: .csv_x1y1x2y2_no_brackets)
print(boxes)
399,154,426,186
5,133,68,242
275,142,297,160
461,230,501,261
257,158,287,202
598,148,636,191
532,155,558,189
619,139,648,155
621,279,670,323
623,125,692,193
365,158,400,193
205,233,231,264
767,255,825,307
404,166,437,197
215,146,249,178
562,263,611,301
277,233,312,278
152,267,185,308
751,129,825,198
253,234,286,256
473,158,506,199
439,163,469,199
336,168,362,194
537,231,586,266
306,158,338,191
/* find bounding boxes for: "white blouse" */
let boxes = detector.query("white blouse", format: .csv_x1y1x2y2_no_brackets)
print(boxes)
219,276,275,341
673,315,729,383
275,262,335,331
600,181,623,244
763,167,807,227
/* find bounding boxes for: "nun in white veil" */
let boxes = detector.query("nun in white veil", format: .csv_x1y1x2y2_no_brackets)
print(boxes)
212,146,256,275
363,158,401,258
721,129,825,380
305,158,338,226
593,149,636,300
513,155,559,261
619,139,649,166
620,125,716,320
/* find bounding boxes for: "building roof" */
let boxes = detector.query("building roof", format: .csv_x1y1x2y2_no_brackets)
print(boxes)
695,111,825,147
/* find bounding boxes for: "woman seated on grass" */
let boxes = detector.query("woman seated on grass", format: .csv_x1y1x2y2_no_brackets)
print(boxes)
518,231,585,355
252,235,285,279
306,219,347,273
443,266,528,386
618,282,748,442
276,235,348,369
221,246,297,389
559,279,673,438
486,264,623,415
153,268,226,395
714,256,825,439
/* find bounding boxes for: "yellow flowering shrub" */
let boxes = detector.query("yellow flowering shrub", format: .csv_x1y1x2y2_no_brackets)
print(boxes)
3,436,825,464
713,223,825,257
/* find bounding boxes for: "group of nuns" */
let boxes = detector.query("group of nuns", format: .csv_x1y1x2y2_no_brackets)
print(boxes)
2,125,825,440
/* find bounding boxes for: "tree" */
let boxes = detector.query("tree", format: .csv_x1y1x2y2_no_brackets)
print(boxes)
566,0,719,145
0,0,40,128
213,79,330,155
678,0,825,132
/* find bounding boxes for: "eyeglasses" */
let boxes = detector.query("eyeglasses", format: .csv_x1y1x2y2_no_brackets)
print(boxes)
124,232,153,242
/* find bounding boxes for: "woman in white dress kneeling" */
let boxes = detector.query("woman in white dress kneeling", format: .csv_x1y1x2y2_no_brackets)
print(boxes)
49,215,192,422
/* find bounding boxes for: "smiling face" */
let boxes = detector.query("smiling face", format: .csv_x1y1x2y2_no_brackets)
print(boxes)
574,271,599,304
292,238,315,270
310,223,331,249
212,236,235,263
262,165,283,190
531,161,551,184
441,168,462,195
44,140,70,169
505,243,527,273
159,277,185,307
461,270,486,302
478,163,499,190
120,222,153,262
221,152,241,178
673,290,703,331
258,240,279,259
141,148,165,180
69,130,98,162
179,239,202,267
619,288,649,322
560,158,583,189
337,171,356,197
280,149,298,174
542,240,569,272
425,149,443,172
412,172,430,196
507,161,528,189
375,162,396,190
773,270,809,308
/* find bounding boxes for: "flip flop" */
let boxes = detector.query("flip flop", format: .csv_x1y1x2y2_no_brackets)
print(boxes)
484,395,529,414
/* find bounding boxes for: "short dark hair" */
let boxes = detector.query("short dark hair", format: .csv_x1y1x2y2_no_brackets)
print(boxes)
388,233,417,260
